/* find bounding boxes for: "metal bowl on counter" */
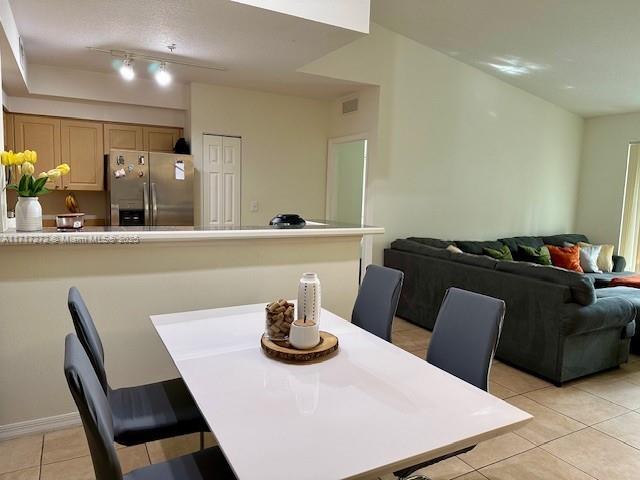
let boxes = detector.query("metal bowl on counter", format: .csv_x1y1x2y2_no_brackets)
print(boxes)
56,213,85,230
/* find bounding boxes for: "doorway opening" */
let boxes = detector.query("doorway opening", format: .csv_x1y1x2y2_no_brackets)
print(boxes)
326,134,369,280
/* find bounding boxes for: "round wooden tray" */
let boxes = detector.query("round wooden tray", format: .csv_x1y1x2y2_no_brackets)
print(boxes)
261,331,338,363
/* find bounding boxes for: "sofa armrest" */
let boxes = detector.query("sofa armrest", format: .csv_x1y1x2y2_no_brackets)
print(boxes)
612,255,626,272
561,297,635,336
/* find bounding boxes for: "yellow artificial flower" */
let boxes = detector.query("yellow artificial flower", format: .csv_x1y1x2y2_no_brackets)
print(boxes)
14,152,25,165
22,161,34,176
0,151,9,166
55,163,70,175
38,172,48,179
46,169,61,179
30,151,37,164
6,151,15,165
23,150,33,163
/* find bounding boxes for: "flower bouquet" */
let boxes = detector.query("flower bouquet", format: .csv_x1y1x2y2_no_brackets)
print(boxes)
1,150,70,231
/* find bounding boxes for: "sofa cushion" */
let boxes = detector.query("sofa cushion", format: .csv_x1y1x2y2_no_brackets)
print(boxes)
450,252,498,269
455,240,505,255
495,261,596,305
542,234,589,246
518,245,552,265
391,239,453,261
406,237,453,249
498,236,544,256
586,271,637,288
597,286,640,307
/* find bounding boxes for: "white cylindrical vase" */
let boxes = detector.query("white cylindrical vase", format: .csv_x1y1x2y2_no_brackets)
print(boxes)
15,196,43,232
297,272,321,323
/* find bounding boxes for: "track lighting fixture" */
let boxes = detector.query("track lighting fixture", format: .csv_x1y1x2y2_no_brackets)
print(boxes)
155,62,172,86
119,56,135,81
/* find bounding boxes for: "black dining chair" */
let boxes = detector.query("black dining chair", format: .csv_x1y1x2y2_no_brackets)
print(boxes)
67,287,207,447
64,334,236,480
351,264,404,342
394,287,505,480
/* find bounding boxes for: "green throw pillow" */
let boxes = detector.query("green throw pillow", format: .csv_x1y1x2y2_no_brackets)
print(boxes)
483,245,513,261
518,244,552,265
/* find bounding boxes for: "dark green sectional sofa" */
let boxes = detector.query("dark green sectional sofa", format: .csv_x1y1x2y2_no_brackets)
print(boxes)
384,233,637,385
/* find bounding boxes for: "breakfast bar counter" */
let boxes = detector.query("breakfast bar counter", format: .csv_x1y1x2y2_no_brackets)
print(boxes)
0,221,384,245
0,221,383,429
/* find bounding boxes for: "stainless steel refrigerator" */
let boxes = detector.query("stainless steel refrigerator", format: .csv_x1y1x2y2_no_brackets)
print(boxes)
107,150,194,226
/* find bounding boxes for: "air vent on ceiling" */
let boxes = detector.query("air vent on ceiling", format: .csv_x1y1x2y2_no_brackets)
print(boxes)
342,97,359,115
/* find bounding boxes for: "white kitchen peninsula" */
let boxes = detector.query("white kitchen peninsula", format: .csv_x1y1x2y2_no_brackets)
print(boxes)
0,221,382,430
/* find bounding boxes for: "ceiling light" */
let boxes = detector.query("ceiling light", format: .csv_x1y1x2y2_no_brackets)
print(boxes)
155,62,172,86
119,57,135,81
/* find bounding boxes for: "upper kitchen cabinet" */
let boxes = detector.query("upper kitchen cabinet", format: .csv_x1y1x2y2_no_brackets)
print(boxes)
104,123,143,154
14,114,62,189
61,120,104,191
143,126,182,152
3,112,14,151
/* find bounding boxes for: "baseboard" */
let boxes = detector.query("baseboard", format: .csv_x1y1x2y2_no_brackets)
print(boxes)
0,412,81,441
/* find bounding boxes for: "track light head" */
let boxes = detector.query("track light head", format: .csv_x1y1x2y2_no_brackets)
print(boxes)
155,62,172,86
119,57,135,81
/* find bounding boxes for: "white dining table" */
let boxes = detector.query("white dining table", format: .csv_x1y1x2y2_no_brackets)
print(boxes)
150,303,531,480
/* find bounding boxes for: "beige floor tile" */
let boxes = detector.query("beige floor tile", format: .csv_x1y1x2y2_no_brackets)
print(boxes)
0,435,43,474
392,317,422,333
592,411,640,449
457,432,534,470
525,386,628,425
489,363,551,394
40,455,94,480
409,455,474,480
574,379,640,409
117,445,149,474
506,395,585,445
146,433,200,464
542,428,640,479
392,331,429,350
479,448,593,479
0,467,40,480
43,427,89,464
489,382,517,400
454,471,488,479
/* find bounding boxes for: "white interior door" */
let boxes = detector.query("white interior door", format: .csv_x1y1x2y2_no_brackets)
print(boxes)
203,134,241,226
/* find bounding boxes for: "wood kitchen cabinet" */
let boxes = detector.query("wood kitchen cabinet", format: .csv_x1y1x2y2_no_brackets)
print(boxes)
61,119,104,191
14,114,62,189
143,126,182,152
3,112,14,151
104,123,143,154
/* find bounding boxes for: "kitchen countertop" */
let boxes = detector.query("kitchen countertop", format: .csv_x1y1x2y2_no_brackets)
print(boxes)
0,220,384,245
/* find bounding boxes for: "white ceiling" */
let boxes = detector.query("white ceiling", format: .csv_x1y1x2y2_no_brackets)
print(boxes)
7,0,367,100
373,0,640,117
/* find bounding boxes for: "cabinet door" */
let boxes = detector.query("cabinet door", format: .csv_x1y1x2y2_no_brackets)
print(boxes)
104,123,143,154
61,120,104,191
3,112,14,151
143,126,182,152
14,115,62,190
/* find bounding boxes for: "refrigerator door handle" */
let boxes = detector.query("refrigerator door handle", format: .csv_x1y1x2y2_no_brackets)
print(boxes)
151,182,158,226
143,182,150,225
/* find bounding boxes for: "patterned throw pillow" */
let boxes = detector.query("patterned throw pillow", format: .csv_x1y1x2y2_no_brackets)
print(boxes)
578,242,614,272
446,244,463,254
517,244,552,265
483,245,513,261
547,244,583,272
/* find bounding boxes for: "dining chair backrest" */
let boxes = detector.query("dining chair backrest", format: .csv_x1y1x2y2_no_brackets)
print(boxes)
427,287,505,391
68,287,109,393
351,265,404,342
64,334,123,480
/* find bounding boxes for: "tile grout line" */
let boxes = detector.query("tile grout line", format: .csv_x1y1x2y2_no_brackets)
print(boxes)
537,442,599,480
521,388,631,426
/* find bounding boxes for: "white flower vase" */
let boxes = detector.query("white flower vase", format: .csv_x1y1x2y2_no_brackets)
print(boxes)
15,196,43,231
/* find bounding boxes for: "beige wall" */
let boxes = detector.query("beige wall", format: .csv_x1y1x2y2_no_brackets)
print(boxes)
0,237,361,427
189,83,330,226
303,24,584,263
575,112,640,247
